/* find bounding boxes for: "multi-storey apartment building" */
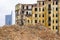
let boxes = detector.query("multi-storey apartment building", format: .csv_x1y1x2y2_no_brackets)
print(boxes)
15,0,60,33
15,4,33,26
45,0,59,32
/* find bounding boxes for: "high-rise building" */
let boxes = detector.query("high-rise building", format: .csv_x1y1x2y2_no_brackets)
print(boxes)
5,13,12,25
15,0,60,33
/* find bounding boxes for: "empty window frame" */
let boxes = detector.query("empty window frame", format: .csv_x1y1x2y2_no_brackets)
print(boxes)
35,20,37,23
53,20,54,23
22,11,24,13
42,8,44,11
56,7,58,11
48,4,51,10
42,1,44,5
56,26,58,29
48,0,51,1
53,1,58,5
35,8,37,11
53,26,54,30
31,20,32,23
42,20,44,23
48,11,51,14
53,14,54,17
56,20,58,23
48,17,51,22
53,2,54,5
26,12,28,15
35,14,37,17
39,8,41,11
27,6,28,9
56,1,58,5
28,20,29,23
39,14,41,17
48,4,51,8
42,14,44,17
39,20,40,22
48,23,51,26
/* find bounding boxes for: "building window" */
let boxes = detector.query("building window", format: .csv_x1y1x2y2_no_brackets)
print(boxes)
31,20,32,23
22,11,24,13
48,4,51,8
53,2,54,5
39,14,41,17
56,14,58,17
48,4,51,10
48,11,51,14
42,2,44,5
56,1,58,5
48,17,51,22
42,20,44,23
35,8,37,11
48,0,51,1
39,8,41,11
53,14,54,17
39,20,40,22
21,15,23,18
26,12,28,15
27,6,28,9
42,14,44,17
56,26,58,29
28,20,29,23
53,20,54,23
56,7,58,11
56,20,58,23
35,20,37,23
35,14,37,17
42,8,44,11
49,17,51,21
48,23,51,26
53,26,54,30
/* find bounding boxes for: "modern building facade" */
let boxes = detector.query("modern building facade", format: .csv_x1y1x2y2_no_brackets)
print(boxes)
15,0,60,33
5,13,12,25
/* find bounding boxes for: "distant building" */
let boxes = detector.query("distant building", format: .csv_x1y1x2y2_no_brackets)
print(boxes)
5,13,12,25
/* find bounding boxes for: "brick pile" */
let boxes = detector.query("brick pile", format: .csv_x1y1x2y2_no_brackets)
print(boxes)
0,24,60,40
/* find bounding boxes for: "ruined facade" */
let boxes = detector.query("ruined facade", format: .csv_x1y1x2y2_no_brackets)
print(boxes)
15,0,60,33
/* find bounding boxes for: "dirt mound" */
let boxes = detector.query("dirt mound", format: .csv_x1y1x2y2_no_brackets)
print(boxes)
0,24,60,40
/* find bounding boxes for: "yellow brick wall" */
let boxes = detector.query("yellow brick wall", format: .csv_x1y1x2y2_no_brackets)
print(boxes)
58,0,60,34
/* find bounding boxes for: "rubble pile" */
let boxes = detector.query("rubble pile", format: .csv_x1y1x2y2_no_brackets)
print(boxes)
0,24,60,40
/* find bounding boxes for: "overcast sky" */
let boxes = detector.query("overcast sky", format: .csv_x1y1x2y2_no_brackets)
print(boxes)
0,0,37,26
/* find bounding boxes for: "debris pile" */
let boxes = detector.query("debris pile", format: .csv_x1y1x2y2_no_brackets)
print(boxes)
0,24,60,40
